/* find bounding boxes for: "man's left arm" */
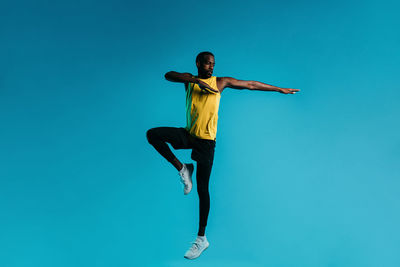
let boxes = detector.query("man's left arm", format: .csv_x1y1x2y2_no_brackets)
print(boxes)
217,77,300,94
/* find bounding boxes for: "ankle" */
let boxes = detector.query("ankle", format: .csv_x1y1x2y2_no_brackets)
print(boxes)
196,235,206,242
198,226,206,236
178,163,185,172
172,158,183,171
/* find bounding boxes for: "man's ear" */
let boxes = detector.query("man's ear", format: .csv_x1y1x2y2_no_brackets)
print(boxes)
196,61,200,68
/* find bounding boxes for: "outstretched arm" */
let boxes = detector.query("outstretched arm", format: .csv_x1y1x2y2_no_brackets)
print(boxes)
164,71,219,93
218,77,300,94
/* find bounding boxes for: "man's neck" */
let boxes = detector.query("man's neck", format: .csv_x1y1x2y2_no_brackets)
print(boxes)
197,73,210,79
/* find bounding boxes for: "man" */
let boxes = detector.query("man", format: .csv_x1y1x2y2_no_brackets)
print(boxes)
146,51,299,260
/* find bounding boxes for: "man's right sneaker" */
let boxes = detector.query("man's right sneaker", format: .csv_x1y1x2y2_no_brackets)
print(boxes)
179,163,194,195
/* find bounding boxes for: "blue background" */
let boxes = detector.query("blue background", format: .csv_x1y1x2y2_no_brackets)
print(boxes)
1,0,399,266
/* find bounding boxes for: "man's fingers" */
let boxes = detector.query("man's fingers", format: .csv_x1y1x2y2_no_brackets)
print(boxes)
206,87,218,93
200,84,218,94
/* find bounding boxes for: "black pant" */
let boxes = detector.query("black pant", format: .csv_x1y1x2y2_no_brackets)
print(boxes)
146,127,216,234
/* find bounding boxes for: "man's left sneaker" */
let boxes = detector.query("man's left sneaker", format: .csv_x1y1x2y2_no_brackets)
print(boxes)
184,236,209,260
179,163,194,195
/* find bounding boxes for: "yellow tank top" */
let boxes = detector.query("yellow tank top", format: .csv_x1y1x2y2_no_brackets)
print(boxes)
185,76,221,140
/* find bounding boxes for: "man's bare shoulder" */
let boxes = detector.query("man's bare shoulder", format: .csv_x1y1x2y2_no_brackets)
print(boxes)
216,77,235,93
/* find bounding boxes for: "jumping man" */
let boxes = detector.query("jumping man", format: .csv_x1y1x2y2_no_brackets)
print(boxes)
146,51,300,260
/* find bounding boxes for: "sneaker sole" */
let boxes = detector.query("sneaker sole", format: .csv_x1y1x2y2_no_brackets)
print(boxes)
184,244,209,260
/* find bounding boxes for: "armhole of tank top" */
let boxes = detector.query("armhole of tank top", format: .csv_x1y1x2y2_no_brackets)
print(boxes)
213,76,220,93
187,82,194,93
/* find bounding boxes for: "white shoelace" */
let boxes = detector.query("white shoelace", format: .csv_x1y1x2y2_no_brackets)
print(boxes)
189,241,201,252
179,168,188,184
179,172,186,183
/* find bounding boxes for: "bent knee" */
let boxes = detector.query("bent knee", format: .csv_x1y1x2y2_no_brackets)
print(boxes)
146,128,157,143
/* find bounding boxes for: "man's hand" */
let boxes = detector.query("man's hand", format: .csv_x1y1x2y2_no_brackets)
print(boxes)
278,88,300,94
197,79,219,94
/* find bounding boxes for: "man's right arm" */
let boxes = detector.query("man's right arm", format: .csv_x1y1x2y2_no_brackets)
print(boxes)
164,71,219,93
164,71,197,84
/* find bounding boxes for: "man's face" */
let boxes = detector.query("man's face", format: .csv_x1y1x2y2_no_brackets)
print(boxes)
197,55,215,78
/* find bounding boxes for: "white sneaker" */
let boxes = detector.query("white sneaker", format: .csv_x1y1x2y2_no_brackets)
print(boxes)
179,163,194,195
184,236,209,260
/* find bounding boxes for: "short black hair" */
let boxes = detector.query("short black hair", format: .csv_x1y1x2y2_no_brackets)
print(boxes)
196,51,214,63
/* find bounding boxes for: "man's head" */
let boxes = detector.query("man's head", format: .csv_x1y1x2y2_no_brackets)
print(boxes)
196,51,215,78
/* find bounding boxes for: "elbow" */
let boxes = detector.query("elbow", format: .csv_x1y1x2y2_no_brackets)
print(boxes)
247,81,257,90
164,72,172,80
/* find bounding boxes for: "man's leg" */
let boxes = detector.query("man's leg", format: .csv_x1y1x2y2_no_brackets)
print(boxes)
183,159,213,259
196,160,213,236
146,127,188,171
